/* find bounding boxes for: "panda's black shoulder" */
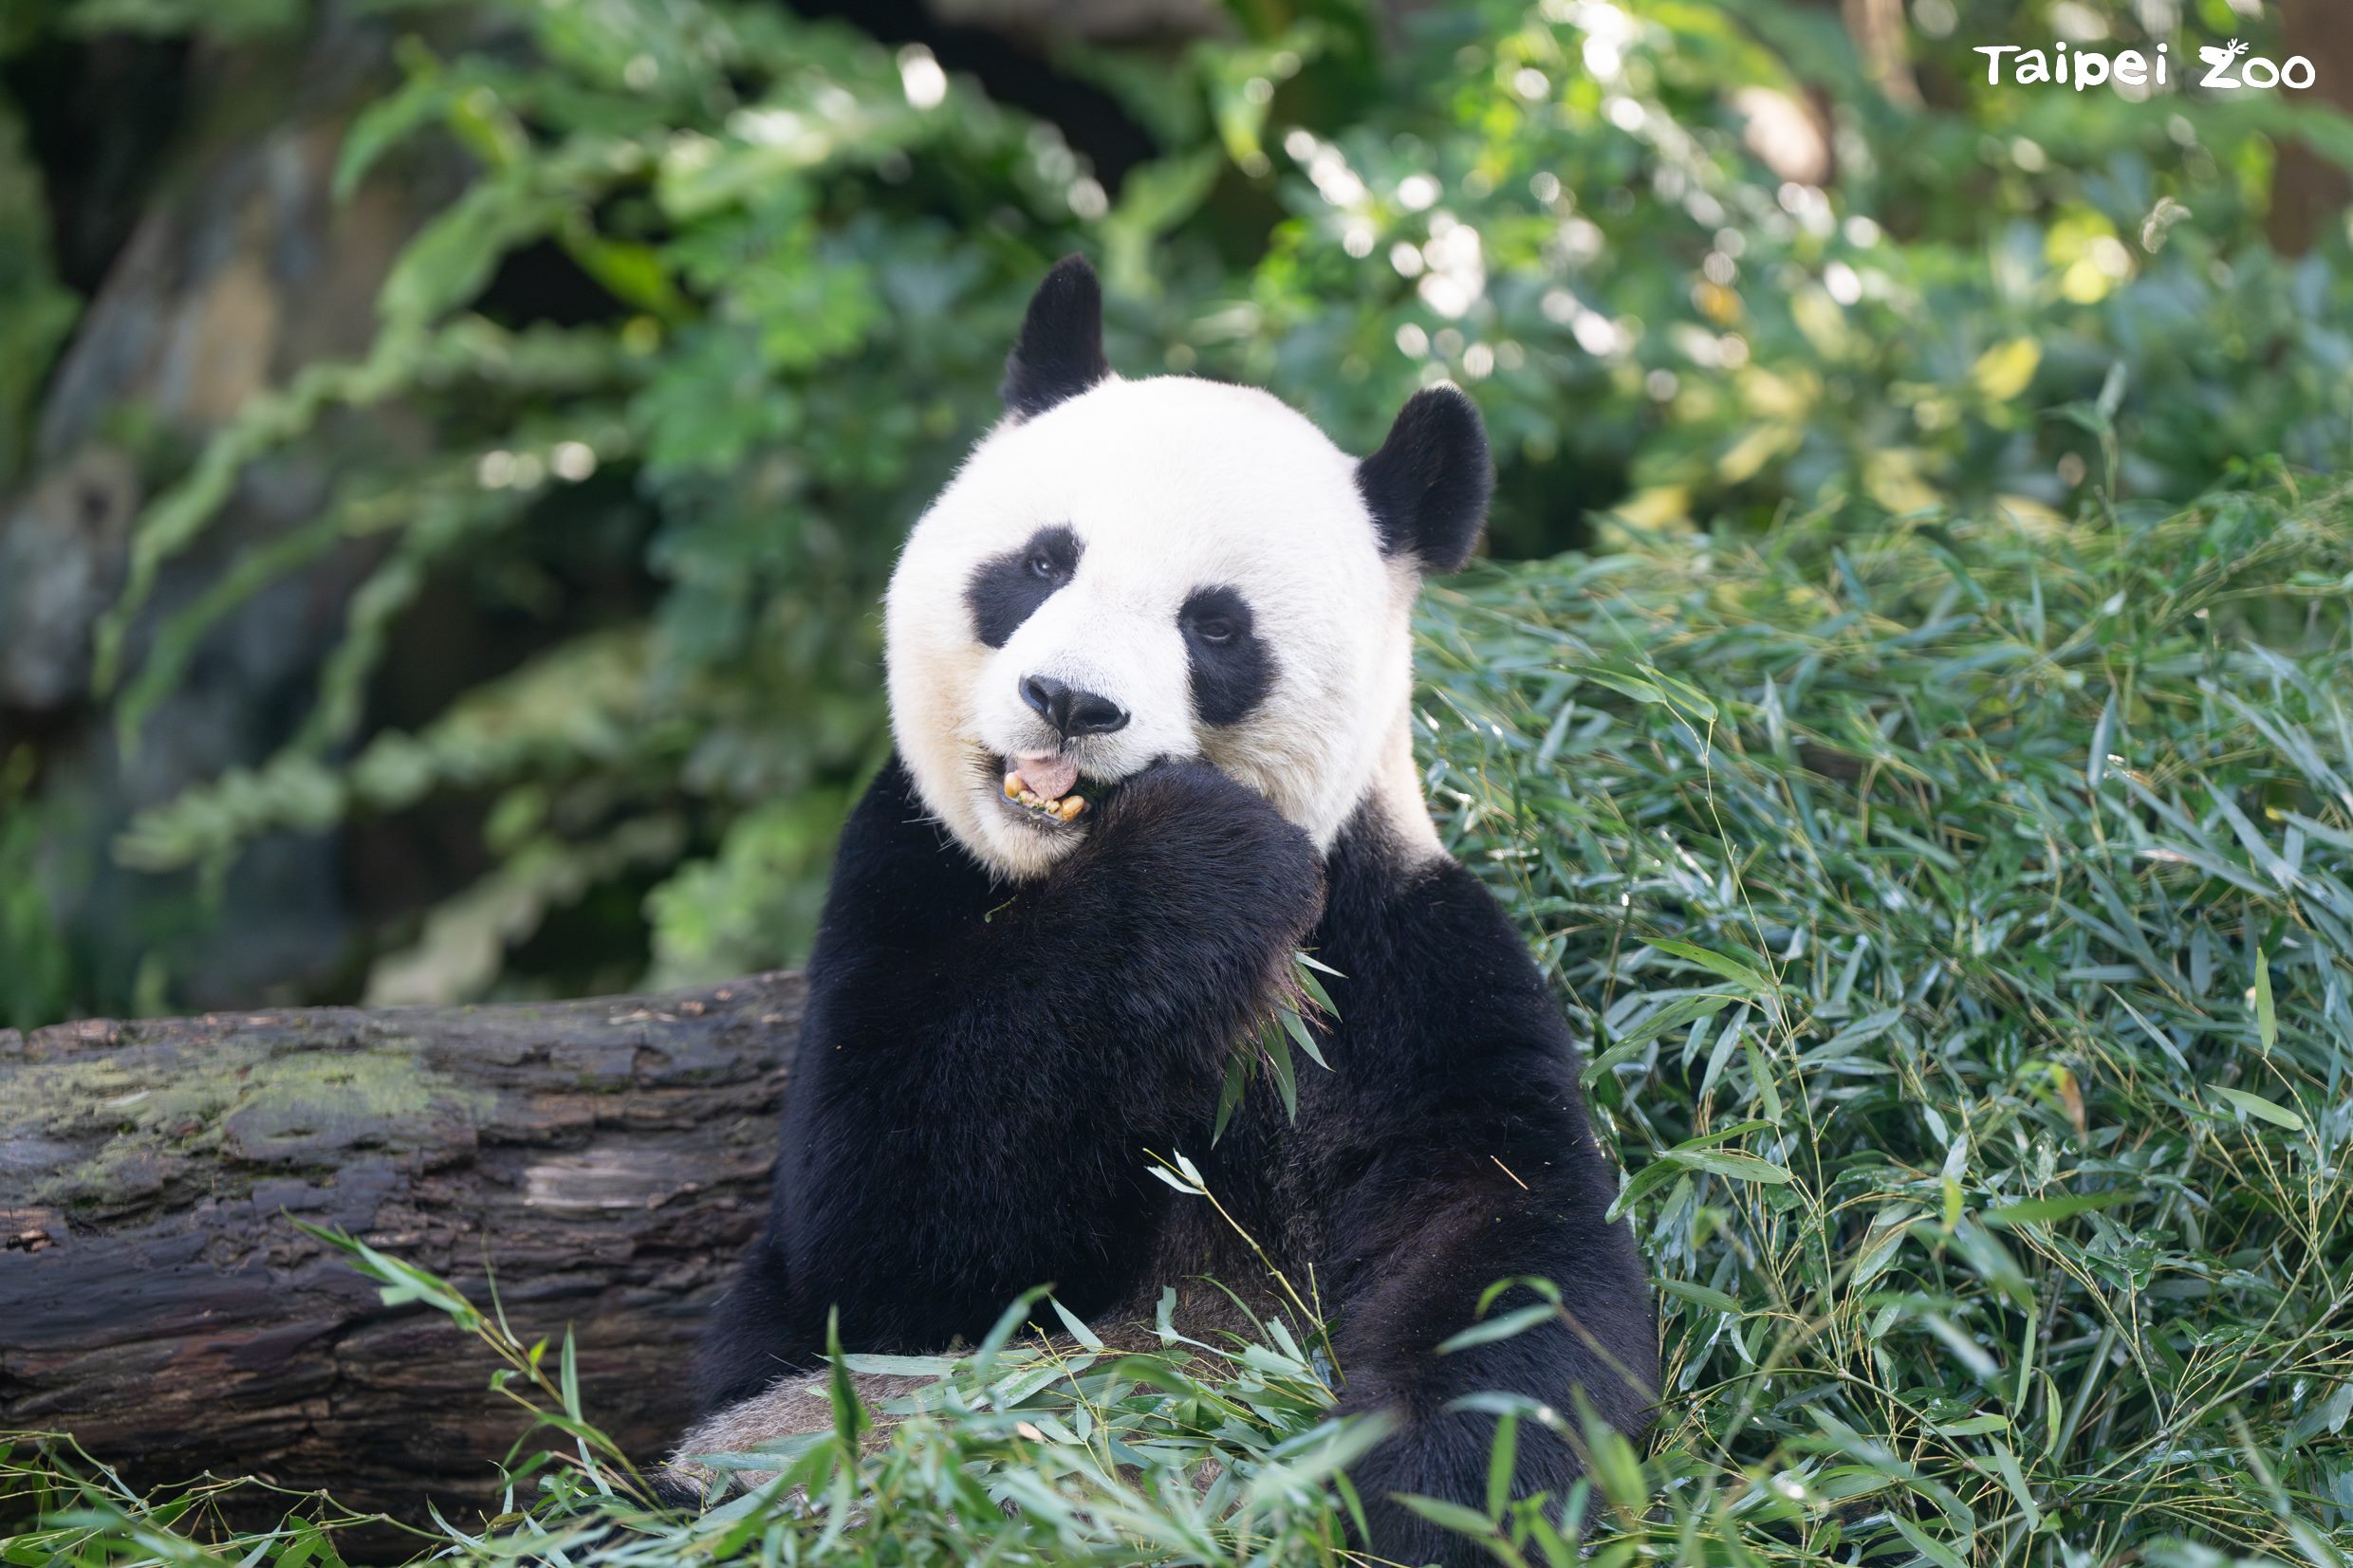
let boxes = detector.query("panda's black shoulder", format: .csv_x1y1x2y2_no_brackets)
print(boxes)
1316,806,1558,1004
809,755,1003,959
1306,804,1595,1115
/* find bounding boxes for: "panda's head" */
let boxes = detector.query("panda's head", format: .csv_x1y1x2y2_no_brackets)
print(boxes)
885,256,1491,881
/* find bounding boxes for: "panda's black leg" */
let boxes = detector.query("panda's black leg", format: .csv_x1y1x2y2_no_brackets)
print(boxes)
1326,1161,1656,1560
695,1232,800,1412
1328,1181,1657,1561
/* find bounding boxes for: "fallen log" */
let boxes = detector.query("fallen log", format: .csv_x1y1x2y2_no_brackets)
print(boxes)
0,974,802,1521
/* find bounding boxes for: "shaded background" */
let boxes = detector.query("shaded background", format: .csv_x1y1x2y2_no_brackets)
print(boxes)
1,0,2348,1029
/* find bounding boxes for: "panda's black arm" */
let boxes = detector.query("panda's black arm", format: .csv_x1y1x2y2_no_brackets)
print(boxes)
696,756,1323,1411
1307,844,1657,1559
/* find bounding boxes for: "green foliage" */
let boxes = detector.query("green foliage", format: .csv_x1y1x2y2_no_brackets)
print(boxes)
1222,0,2353,546
10,481,2353,1561
38,0,2348,1012
82,0,1109,1005
1415,479,2353,1559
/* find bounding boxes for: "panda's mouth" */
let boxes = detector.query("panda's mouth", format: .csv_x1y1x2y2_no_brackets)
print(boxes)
987,751,1112,831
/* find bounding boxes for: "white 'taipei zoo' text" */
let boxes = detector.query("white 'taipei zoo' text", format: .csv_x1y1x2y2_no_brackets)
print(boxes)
1974,39,2317,93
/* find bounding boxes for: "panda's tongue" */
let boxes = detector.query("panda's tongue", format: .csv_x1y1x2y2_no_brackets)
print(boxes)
1013,752,1079,800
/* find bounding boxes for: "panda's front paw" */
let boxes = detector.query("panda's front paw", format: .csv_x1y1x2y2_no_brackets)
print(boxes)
1091,761,1325,938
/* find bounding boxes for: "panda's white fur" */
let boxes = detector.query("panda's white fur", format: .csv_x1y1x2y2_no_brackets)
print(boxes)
884,374,1440,882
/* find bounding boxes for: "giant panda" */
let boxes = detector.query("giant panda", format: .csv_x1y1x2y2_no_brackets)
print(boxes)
674,255,1657,1563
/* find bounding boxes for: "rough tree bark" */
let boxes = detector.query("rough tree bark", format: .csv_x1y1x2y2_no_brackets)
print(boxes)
0,973,801,1521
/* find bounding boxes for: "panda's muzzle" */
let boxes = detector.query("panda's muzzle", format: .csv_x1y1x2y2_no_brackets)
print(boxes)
989,673,1132,828
976,744,1133,833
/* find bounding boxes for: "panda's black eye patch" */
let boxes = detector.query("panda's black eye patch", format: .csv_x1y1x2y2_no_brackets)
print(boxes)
1180,586,1270,727
968,526,1080,648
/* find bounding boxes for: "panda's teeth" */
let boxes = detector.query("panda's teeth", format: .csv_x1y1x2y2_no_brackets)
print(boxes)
1000,766,1087,823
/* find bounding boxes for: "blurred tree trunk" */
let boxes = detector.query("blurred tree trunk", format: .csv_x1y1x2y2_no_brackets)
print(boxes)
1729,0,1902,192
0,974,800,1522
2270,0,2353,254
1841,0,1921,109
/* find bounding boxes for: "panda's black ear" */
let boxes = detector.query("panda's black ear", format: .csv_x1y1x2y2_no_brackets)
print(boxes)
1357,384,1491,574
1001,254,1109,418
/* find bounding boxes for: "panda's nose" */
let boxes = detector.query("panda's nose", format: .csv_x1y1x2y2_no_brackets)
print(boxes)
1020,673,1130,738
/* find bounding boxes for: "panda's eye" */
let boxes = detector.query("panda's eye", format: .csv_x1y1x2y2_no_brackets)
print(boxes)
1028,549,1060,580
1182,591,1250,649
